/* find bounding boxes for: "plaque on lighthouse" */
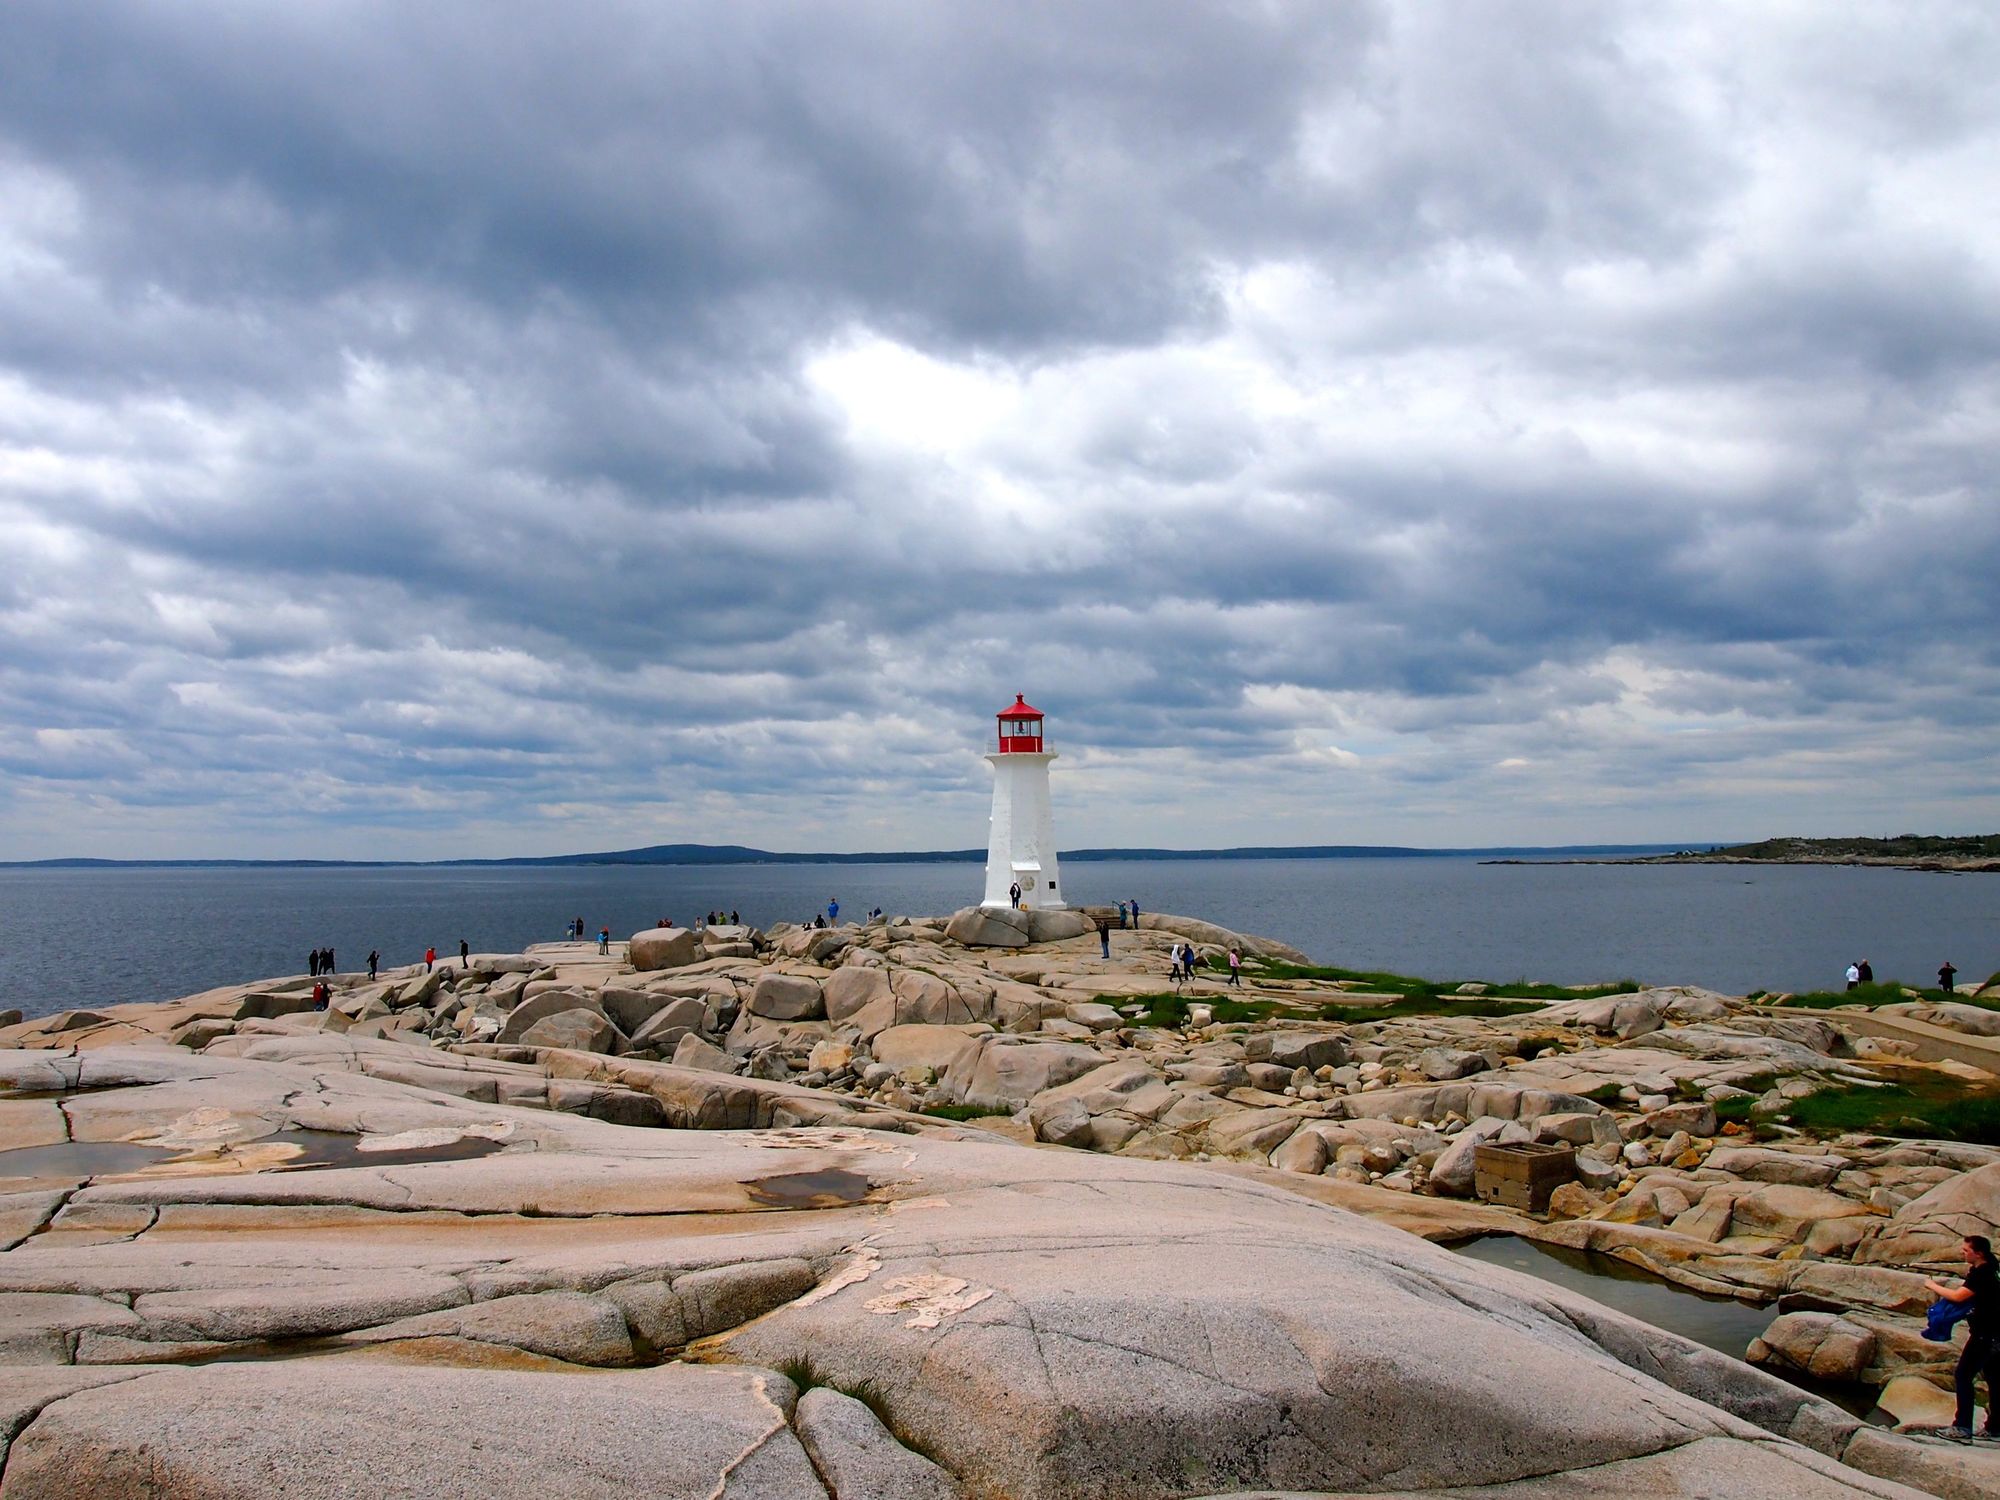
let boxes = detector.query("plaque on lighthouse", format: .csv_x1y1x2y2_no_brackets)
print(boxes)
982,695,1065,910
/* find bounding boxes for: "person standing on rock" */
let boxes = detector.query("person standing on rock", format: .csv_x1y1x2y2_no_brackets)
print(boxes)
1845,962,1860,991
828,898,840,924
598,927,610,954
1009,881,1021,909
424,946,436,973
1857,958,1874,985
458,939,469,969
1940,962,1958,993
1228,948,1242,987
367,950,379,980
312,979,328,1011
1130,898,1140,926
1096,915,1111,958
1924,1235,1999,1442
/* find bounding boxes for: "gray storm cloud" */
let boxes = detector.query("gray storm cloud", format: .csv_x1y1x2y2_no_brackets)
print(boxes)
0,1,1995,857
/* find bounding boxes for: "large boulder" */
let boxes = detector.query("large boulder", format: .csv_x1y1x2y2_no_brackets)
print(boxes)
1747,1312,1877,1384
1702,1147,1847,1189
1245,1031,1349,1071
1862,1162,2000,1266
1026,908,1092,942
939,1035,1108,1115
824,966,894,1022
627,927,703,972
497,990,606,1045
516,1009,624,1055
746,973,825,1022
871,1024,985,1076
629,996,708,1052
943,907,1034,948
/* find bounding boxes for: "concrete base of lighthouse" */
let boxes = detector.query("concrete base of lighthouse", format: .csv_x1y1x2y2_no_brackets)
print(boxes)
981,750,1065,910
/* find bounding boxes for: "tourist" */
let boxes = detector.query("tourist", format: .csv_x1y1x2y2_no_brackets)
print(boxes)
1130,898,1140,925
1096,915,1111,959
1228,948,1241,987
424,946,436,973
324,948,335,975
312,979,328,1011
828,897,840,924
1924,1235,1999,1442
1858,958,1874,985
367,950,379,980
1940,962,1958,994
1844,962,1860,991
598,927,610,954
1009,880,1022,909
729,909,738,925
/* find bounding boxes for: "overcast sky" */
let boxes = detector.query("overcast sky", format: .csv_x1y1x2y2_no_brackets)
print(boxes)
2,2,1996,860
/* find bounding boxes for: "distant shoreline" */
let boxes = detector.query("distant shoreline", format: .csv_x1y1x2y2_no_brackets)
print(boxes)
1486,853,2000,874
2,842,1686,871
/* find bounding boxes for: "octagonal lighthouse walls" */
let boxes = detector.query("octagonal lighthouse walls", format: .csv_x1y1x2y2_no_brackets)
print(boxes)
982,694,1065,910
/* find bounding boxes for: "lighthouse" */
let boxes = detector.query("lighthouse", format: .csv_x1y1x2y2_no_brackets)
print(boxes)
981,695,1065,910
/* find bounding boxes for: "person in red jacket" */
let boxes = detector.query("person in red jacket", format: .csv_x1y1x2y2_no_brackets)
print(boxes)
424,946,436,972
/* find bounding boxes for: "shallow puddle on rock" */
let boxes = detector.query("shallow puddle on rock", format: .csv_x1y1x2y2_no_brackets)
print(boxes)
744,1168,872,1208
0,1140,177,1179
1449,1234,1877,1417
265,1129,508,1172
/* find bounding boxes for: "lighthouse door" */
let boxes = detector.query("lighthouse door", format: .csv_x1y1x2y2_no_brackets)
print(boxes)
1010,862,1042,910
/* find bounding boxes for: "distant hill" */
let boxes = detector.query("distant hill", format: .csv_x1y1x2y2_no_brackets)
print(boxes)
1705,834,2000,861
5,841,1686,869
1638,834,2000,872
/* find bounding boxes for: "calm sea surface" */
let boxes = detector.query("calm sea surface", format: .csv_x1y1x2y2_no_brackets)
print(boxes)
1,858,1994,1020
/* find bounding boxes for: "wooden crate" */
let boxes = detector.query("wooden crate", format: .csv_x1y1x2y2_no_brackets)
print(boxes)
1472,1142,1576,1212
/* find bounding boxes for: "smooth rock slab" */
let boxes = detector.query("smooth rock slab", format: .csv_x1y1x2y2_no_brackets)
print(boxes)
1,1362,820,1499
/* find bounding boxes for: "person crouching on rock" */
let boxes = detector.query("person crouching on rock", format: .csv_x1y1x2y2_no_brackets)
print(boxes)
1925,1235,1999,1442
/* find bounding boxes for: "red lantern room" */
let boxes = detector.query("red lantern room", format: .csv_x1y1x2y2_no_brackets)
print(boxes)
995,695,1045,754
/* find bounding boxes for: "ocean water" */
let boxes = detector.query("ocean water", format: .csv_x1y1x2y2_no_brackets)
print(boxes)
0,857,1994,1020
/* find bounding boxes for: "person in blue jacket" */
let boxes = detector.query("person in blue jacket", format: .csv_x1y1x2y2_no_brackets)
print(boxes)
1925,1235,1999,1441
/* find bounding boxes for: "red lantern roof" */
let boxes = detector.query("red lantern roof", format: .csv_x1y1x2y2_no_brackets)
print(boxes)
996,695,1043,720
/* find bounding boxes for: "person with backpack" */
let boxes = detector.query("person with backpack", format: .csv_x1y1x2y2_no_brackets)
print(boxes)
1925,1234,2000,1442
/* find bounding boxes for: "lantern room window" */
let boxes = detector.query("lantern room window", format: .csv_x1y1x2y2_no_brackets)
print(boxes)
995,695,1046,753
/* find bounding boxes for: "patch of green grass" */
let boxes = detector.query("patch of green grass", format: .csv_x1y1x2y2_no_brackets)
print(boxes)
1767,982,1993,1010
1249,960,1636,1005
1582,1083,1626,1105
1127,992,1300,1028
1780,1077,2000,1145
915,1102,999,1123
1712,1093,1760,1125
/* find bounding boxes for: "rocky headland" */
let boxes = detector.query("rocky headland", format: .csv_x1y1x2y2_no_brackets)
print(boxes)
3,907,1999,1497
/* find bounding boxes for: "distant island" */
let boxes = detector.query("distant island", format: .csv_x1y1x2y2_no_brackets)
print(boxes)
1486,834,2000,874
1634,834,2000,873
2,841,1683,870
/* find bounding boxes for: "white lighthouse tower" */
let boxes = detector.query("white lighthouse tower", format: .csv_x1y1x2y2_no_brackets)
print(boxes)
981,695,1065,910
